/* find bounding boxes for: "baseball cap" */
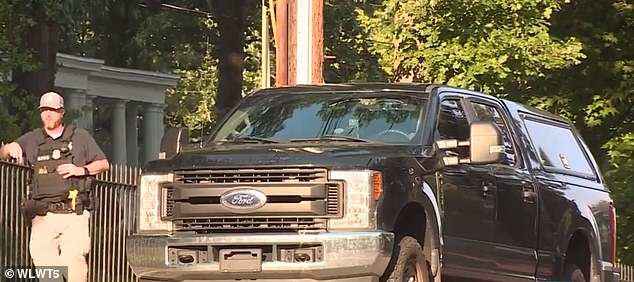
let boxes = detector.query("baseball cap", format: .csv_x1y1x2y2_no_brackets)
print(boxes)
39,91,64,109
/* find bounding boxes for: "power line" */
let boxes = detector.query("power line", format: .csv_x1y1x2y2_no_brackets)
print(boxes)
139,2,212,16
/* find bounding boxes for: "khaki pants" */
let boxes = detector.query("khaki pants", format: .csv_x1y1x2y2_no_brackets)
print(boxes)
29,211,91,282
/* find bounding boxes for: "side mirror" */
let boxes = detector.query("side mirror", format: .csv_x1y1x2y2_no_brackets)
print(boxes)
469,121,504,164
435,121,504,166
159,127,190,160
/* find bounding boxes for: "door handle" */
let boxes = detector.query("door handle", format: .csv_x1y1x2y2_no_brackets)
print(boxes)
522,185,536,203
482,182,494,197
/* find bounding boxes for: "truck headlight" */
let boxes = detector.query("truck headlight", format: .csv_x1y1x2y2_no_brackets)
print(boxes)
328,170,381,230
137,173,173,234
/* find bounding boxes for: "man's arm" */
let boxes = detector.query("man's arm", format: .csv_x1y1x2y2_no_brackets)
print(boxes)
57,128,110,178
84,159,109,175
81,129,109,175
1,132,31,163
0,142,24,163
0,142,15,159
58,159,109,178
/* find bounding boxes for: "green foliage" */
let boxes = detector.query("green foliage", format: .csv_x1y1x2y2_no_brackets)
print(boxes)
604,133,634,264
243,15,265,94
532,6,634,264
131,4,216,72
56,1,262,144
166,51,218,144
0,3,27,141
357,0,584,96
356,0,633,263
0,0,58,142
323,0,388,82
529,1,634,264
164,10,261,142
534,0,634,154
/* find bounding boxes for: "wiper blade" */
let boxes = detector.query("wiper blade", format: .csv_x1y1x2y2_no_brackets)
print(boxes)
290,135,371,143
229,136,279,144
320,135,371,142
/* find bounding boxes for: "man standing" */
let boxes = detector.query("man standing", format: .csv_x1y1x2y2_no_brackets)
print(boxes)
0,91,109,282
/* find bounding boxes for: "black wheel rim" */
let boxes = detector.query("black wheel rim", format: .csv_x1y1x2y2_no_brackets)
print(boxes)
403,257,424,282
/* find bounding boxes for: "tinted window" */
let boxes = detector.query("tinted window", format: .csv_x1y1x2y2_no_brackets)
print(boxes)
437,99,470,155
211,92,427,144
471,102,516,166
523,119,594,176
437,99,470,140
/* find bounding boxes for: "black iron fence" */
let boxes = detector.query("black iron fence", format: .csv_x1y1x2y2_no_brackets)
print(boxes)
0,160,139,282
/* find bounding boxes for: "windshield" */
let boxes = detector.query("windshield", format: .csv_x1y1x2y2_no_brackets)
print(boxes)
210,91,428,144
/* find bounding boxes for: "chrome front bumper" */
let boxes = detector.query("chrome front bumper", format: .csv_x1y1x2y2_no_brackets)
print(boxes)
127,231,394,282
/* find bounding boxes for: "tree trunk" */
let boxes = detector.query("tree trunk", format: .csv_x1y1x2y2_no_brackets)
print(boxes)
209,0,250,121
12,20,58,98
102,0,141,68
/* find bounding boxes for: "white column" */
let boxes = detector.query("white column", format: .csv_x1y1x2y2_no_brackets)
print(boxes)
112,99,128,165
62,89,86,127
126,103,139,167
143,103,165,164
84,95,95,133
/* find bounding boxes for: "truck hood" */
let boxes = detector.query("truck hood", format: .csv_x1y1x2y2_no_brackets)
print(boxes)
143,143,426,173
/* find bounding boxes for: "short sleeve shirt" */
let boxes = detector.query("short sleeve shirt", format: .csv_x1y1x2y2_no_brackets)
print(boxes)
15,126,107,167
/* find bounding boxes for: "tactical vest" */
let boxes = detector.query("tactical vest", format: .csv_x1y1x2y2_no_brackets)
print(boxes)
30,125,94,213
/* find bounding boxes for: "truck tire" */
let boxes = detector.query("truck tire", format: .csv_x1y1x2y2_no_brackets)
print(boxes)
563,263,586,282
382,236,430,282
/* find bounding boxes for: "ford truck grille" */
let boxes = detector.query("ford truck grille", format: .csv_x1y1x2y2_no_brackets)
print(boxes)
173,217,327,233
163,168,342,233
175,167,328,183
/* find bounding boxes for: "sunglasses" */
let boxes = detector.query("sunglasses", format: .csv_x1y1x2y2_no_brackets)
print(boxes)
39,107,64,113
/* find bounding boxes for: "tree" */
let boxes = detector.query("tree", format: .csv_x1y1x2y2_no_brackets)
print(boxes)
357,0,584,94
147,2,260,141
0,1,34,141
0,0,80,141
539,0,634,166
545,0,634,264
323,0,388,83
605,134,634,264
58,1,210,147
60,0,259,129
165,38,218,144
60,0,193,71
356,0,634,263
207,0,255,121
11,1,63,97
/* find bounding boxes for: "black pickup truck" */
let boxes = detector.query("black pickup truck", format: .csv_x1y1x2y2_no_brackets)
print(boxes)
126,83,620,282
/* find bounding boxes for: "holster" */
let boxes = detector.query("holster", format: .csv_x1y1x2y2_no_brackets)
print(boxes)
75,202,84,215
72,176,97,215
21,199,49,220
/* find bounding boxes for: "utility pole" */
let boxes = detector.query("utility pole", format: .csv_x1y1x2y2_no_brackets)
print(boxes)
275,0,288,86
310,0,323,85
261,0,270,88
274,0,323,86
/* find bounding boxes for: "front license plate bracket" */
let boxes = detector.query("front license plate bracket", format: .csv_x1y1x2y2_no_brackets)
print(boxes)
219,248,262,273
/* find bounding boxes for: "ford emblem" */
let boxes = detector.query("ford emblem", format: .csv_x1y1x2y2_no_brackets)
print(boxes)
220,189,267,212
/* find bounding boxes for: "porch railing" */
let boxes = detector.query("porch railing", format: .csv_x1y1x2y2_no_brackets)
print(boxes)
620,262,634,282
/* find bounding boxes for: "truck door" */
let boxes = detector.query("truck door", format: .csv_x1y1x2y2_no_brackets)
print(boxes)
468,99,539,280
436,97,499,276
